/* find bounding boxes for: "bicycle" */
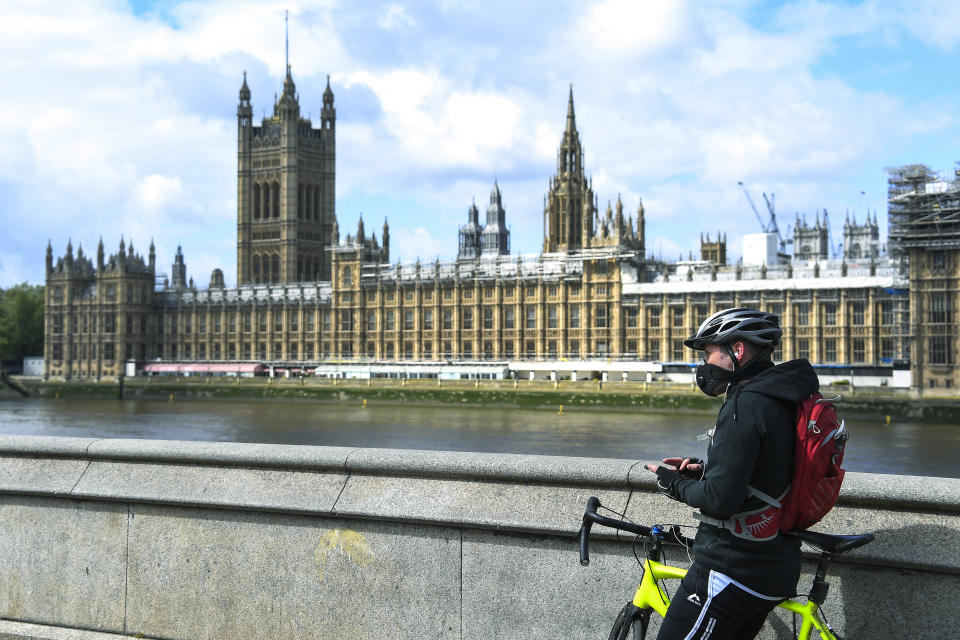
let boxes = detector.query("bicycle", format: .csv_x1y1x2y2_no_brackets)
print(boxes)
577,496,874,640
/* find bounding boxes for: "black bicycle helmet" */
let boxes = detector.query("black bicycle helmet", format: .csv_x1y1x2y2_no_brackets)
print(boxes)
684,307,782,350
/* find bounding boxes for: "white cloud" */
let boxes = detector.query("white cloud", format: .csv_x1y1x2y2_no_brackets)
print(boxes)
581,0,696,57
379,4,416,31
391,226,449,264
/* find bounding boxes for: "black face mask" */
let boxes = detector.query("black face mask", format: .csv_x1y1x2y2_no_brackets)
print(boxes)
695,346,774,397
695,362,735,396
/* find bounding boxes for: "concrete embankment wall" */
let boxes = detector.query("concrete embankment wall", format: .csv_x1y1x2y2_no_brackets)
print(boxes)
21,375,960,421
0,436,956,640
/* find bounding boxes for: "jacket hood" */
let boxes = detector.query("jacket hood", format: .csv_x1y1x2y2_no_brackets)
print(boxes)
739,358,819,403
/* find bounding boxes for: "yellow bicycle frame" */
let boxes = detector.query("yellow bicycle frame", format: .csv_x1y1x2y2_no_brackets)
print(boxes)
632,560,688,617
630,560,837,640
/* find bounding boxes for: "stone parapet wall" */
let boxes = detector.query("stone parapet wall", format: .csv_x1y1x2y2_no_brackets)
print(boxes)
0,435,955,639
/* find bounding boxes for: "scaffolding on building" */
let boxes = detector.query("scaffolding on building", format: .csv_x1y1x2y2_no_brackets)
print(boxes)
886,163,960,366
887,163,960,254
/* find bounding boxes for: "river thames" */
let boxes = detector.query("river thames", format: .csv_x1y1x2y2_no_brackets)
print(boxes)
0,397,957,478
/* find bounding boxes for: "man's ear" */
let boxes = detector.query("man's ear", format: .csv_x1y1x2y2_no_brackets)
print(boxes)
734,341,746,363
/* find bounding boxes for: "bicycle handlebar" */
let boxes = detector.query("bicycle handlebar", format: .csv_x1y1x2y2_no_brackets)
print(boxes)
578,496,694,566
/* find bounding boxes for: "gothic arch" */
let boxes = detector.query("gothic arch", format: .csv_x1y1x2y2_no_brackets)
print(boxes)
272,181,280,219
271,254,280,283
252,255,261,283
253,183,261,220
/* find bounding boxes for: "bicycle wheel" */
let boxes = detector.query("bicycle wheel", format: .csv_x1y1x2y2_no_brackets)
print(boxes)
607,603,647,640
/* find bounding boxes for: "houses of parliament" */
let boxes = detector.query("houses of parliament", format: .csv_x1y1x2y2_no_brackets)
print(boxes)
44,64,960,393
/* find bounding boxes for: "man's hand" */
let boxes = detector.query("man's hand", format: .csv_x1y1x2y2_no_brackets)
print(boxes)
661,456,705,479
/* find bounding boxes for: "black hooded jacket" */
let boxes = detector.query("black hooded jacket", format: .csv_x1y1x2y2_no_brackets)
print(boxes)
656,358,820,596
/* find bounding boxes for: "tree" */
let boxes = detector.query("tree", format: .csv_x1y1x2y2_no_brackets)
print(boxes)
0,284,45,364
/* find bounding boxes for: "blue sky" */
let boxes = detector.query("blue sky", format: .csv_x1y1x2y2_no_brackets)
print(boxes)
2,0,959,287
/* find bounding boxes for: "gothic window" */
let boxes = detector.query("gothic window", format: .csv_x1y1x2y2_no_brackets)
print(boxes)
850,301,865,325
424,310,433,330
504,307,514,329
404,310,414,331
298,183,304,219
254,183,261,220
569,306,580,329
262,183,269,219
671,339,684,361
253,256,261,283
271,255,280,282
671,306,684,327
273,182,280,218
929,293,951,324
443,309,453,330
463,308,473,330
822,302,837,326
853,338,865,363
385,310,395,331
548,305,558,329
594,304,608,329
314,185,321,220
824,338,837,362
342,266,352,287
648,306,661,327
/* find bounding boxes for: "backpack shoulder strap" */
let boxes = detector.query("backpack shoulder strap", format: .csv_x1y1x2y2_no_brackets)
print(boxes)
746,485,784,509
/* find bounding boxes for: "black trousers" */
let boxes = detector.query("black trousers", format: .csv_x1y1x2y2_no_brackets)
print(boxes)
656,562,781,640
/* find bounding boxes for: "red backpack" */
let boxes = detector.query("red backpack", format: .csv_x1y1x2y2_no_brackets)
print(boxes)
694,392,849,540
778,392,847,531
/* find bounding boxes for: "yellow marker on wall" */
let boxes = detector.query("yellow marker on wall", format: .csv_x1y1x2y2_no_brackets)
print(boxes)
314,529,375,582
557,404,564,415
362,398,367,408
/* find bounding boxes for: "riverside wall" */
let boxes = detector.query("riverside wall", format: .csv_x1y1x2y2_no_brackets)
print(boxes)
0,436,956,639
18,375,960,421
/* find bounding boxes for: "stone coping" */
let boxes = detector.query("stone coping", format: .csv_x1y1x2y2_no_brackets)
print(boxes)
0,435,958,511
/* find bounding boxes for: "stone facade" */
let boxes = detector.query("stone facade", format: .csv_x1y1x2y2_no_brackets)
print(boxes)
236,68,336,285
44,238,155,380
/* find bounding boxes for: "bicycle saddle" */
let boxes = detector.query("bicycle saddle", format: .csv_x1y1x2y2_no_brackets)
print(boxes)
785,530,875,555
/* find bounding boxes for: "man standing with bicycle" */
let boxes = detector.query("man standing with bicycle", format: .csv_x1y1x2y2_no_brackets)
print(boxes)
644,308,819,640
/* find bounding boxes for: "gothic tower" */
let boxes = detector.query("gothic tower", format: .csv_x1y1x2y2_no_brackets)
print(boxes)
481,180,510,256
543,86,597,253
236,64,337,285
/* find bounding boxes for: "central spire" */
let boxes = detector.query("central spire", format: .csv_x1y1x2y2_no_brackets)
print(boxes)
566,84,576,135
285,9,289,72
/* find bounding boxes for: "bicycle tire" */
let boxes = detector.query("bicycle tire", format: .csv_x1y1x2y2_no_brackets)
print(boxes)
607,603,646,640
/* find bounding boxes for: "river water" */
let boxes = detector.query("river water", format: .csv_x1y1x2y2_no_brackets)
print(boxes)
0,397,957,478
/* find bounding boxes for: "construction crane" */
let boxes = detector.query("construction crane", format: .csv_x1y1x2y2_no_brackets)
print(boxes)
738,181,789,250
